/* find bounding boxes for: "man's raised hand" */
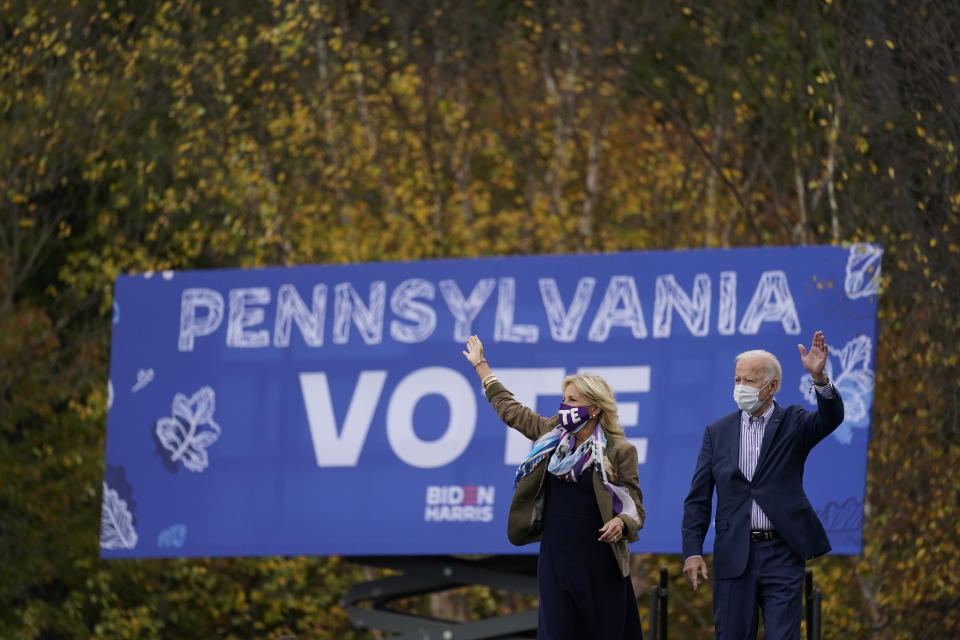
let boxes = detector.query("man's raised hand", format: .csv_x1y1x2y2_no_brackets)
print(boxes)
798,330,829,382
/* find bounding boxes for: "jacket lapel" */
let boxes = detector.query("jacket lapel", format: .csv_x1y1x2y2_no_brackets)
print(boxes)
727,411,748,481
755,403,786,473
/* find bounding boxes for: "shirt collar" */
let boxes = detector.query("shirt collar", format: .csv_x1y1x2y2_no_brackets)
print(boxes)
741,401,775,426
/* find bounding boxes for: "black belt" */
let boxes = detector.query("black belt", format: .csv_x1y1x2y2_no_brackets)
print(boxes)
750,529,779,542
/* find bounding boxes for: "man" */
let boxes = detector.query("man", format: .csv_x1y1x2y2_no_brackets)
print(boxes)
681,331,843,639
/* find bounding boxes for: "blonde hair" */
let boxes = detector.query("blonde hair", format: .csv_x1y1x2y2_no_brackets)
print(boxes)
735,349,782,383
561,372,623,436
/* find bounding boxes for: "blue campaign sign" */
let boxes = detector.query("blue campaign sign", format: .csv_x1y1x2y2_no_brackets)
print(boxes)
100,244,881,558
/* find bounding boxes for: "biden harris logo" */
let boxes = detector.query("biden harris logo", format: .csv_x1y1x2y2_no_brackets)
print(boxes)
424,485,495,522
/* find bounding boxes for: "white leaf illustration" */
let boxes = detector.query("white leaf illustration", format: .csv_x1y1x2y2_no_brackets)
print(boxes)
107,380,114,411
800,335,875,444
100,482,138,550
157,524,187,548
155,386,222,472
131,368,155,392
844,243,883,299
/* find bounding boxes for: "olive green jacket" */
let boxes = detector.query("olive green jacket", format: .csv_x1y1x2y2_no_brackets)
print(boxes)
485,380,646,577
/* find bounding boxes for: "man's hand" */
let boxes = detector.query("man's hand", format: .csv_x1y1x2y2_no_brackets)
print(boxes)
597,517,624,543
798,330,829,383
683,556,709,590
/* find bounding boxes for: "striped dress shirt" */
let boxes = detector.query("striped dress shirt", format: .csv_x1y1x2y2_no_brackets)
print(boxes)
740,382,837,530
739,404,775,530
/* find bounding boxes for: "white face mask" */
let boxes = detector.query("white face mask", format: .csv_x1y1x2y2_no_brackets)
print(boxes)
733,380,772,413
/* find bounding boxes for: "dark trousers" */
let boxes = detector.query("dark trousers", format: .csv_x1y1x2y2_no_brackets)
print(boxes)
536,471,643,639
713,537,804,640
536,547,643,640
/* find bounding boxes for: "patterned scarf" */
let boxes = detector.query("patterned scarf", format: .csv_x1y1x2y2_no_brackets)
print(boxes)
514,423,640,524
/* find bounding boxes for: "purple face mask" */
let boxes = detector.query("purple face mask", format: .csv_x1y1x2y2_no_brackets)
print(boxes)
557,403,593,432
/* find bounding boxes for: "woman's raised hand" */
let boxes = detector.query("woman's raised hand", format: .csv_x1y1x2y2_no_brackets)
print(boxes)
464,335,493,380
462,334,485,367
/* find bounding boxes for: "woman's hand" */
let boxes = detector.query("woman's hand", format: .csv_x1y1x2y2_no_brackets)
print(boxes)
598,516,625,543
462,335,485,367
462,335,493,379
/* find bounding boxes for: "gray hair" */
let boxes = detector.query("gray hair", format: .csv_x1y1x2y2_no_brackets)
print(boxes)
735,349,782,383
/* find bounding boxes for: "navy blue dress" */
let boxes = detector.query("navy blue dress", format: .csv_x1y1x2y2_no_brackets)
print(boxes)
537,465,643,639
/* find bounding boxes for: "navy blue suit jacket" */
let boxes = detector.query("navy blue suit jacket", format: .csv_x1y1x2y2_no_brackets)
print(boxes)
681,390,844,580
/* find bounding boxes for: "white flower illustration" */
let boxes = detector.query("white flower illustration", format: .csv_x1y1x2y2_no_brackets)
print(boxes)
132,369,155,392
100,482,138,550
844,243,883,299
800,335,874,444
155,386,222,472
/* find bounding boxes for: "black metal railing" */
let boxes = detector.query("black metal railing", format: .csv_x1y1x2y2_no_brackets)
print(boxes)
344,558,822,639
342,555,539,639
805,567,823,640
648,565,669,640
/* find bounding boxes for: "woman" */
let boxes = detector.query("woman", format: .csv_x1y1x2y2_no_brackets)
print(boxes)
462,335,645,639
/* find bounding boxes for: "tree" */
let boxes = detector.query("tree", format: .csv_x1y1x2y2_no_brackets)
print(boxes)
1,0,957,637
